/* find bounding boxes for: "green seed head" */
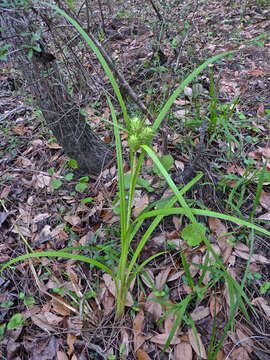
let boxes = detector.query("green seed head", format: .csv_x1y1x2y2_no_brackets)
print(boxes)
130,116,142,134
140,126,154,143
129,134,140,152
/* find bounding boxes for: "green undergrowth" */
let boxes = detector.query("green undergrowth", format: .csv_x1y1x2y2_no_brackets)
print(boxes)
1,2,270,358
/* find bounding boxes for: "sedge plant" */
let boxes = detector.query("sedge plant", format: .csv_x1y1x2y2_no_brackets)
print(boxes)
2,3,270,334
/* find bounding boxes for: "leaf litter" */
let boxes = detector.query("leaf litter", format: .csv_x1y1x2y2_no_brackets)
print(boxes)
1,0,270,359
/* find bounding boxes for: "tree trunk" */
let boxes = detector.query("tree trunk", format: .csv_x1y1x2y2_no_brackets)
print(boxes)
0,5,112,175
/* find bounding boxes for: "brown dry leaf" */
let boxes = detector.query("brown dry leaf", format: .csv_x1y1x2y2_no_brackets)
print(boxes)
175,160,184,171
33,213,50,223
67,316,83,334
67,333,77,356
166,230,180,239
31,314,56,332
219,77,238,96
0,212,9,228
258,147,270,159
247,150,262,160
189,253,201,278
208,217,232,263
163,309,177,335
15,156,32,167
257,103,265,118
136,349,151,360
102,209,114,222
230,347,250,360
59,229,69,240
248,69,266,76
187,328,207,359
63,215,81,227
11,124,28,135
257,212,270,220
252,297,270,317
23,306,42,320
51,296,71,316
259,190,270,210
44,311,63,324
174,98,186,106
34,173,51,189
0,185,11,199
151,333,181,345
174,342,192,360
168,270,185,282
172,215,181,231
155,268,171,291
12,224,31,237
233,249,270,264
144,292,162,322
66,261,79,283
133,310,146,351
133,192,149,217
101,288,115,315
152,234,166,247
174,109,186,120
209,296,222,317
140,269,155,289
121,329,130,358
216,349,226,360
236,329,253,353
46,142,63,149
57,351,69,360
234,241,249,252
191,306,210,321
125,291,134,307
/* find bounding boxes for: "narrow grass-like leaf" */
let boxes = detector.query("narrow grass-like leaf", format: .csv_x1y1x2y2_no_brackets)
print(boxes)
142,145,196,223
249,158,268,222
152,50,237,133
210,229,256,358
1,251,114,278
180,247,194,290
127,251,164,289
134,208,270,238
162,294,194,353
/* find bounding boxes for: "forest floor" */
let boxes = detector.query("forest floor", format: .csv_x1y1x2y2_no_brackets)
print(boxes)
1,0,270,359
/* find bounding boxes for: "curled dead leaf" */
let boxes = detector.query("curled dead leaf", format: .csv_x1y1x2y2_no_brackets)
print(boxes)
133,310,146,351
187,328,207,359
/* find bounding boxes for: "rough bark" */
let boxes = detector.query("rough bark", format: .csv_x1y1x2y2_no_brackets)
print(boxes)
0,4,112,175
